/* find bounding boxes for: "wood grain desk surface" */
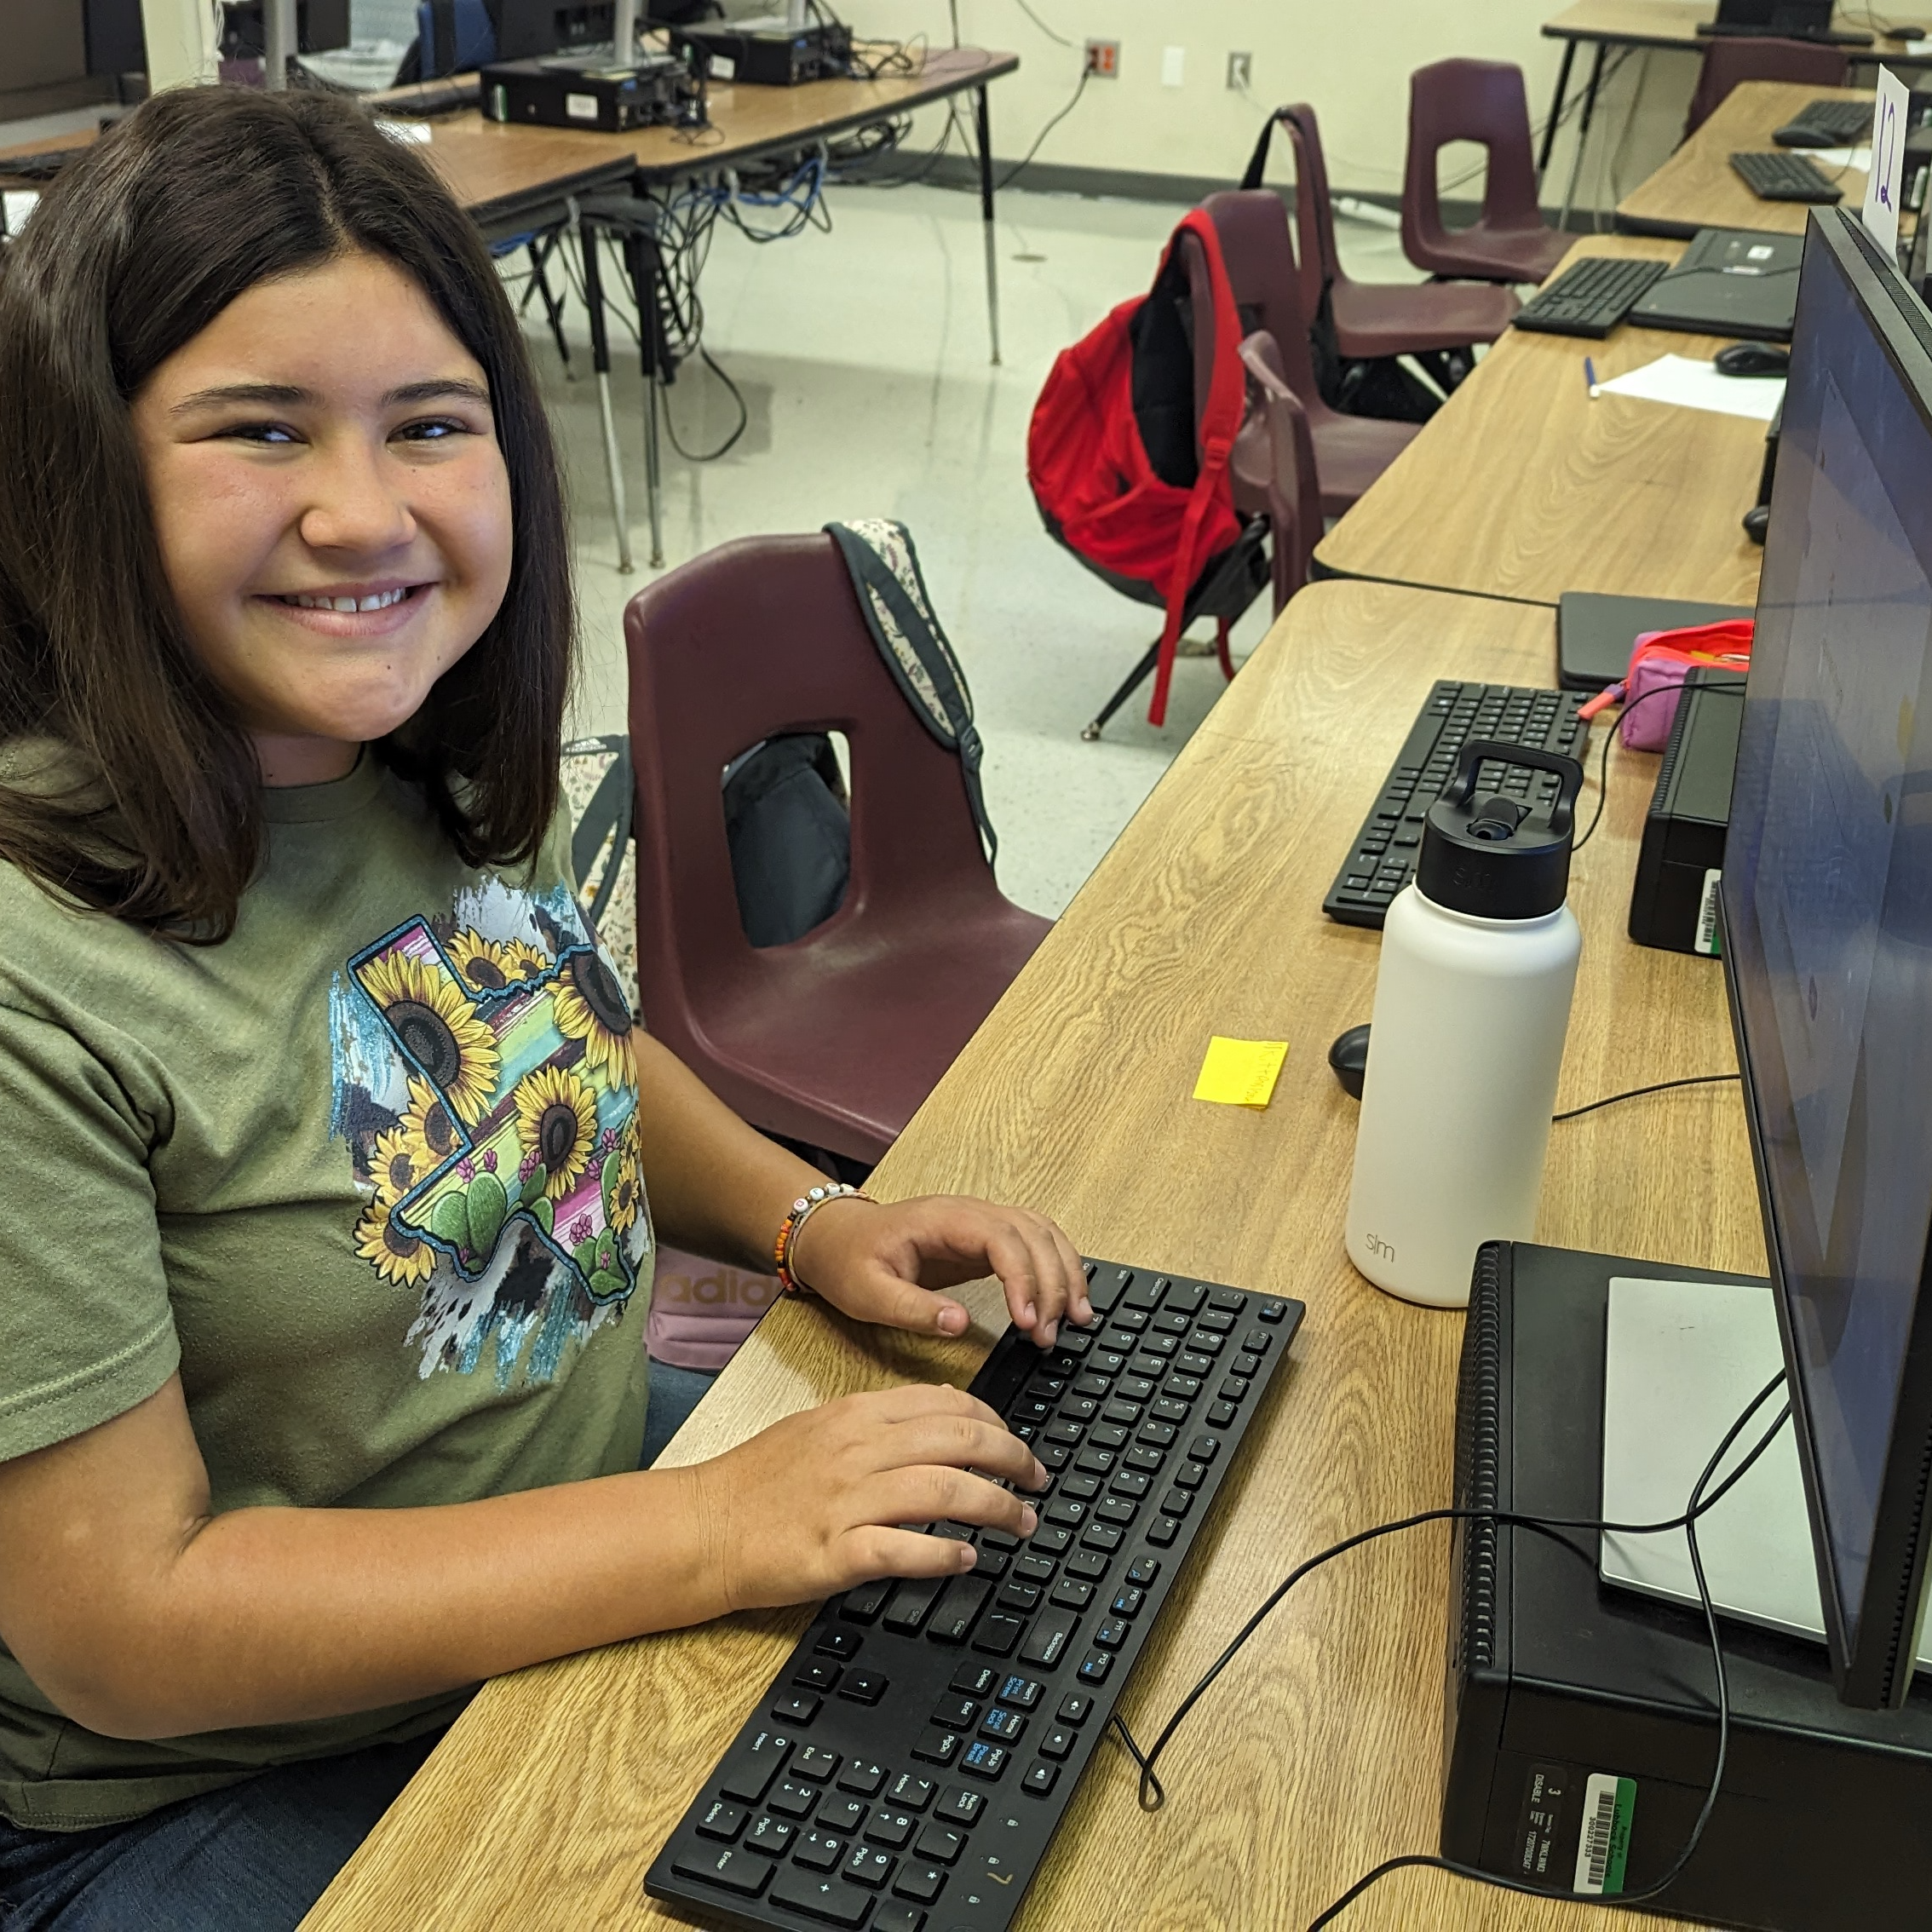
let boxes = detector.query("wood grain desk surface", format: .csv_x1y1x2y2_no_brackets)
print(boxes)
1544,1,1875,48
1618,78,1873,239
304,578,1763,1931
1313,235,1768,610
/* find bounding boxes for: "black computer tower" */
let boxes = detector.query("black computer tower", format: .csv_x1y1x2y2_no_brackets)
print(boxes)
1627,668,1745,956
1440,1243,1932,1929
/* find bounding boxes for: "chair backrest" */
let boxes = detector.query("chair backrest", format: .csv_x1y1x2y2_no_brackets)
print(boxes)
623,534,1009,1038
1280,104,1343,323
1685,37,1849,135
1403,58,1543,258
1200,190,1325,415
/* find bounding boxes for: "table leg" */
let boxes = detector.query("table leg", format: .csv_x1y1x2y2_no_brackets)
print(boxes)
1558,43,1607,235
576,210,634,576
1538,38,1578,187
624,227,668,571
975,83,1002,367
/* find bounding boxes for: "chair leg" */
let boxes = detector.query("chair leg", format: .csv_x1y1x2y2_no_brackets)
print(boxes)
1083,638,1164,742
1215,618,1235,682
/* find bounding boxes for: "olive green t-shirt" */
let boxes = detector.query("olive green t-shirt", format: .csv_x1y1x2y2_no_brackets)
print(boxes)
0,755,653,1831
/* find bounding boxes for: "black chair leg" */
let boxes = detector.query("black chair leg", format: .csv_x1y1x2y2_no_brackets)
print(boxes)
1083,638,1164,742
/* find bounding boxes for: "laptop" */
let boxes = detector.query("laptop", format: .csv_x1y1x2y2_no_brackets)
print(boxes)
1555,592,1754,691
1696,0,1872,44
1629,227,1803,342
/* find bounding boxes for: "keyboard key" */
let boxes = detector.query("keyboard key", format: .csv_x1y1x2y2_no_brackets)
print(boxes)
1060,1474,1101,1501
1147,1515,1180,1546
1089,1348,1128,1376
795,1659,841,1693
1197,1308,1237,1333
1056,1396,1098,1423
1233,1352,1261,1378
1066,1549,1110,1581
971,1545,1010,1580
1044,1420,1084,1446
1242,1330,1272,1355
819,1795,868,1834
1218,1376,1251,1404
1208,1288,1244,1312
795,1830,845,1872
980,1527,1022,1551
914,1822,966,1864
1086,1265,1127,1310
1040,1725,1075,1759
1096,1497,1137,1526
1101,1399,1141,1426
1020,1607,1078,1668
839,1669,888,1705
996,1673,1042,1708
1258,1298,1289,1323
1049,1578,1093,1610
1141,1334,1179,1359
972,1613,1025,1656
936,1784,985,1825
770,1868,872,1925
1113,1585,1145,1617
1014,1554,1057,1586
998,1579,1042,1613
981,1706,1026,1742
1137,1422,1176,1448
1207,1400,1238,1428
1175,1460,1207,1489
674,1845,770,1897
795,1744,841,1780
770,1780,819,1819
745,1814,796,1856
1028,1527,1072,1557
951,1662,998,1696
1044,1498,1087,1528
840,1579,893,1624
893,1862,948,1905
960,1741,1008,1779
1077,1651,1113,1685
719,1728,793,1803
883,1577,948,1636
837,1759,887,1797
1187,1434,1222,1463
1057,1693,1093,1723
1184,1330,1223,1356
1074,1446,1117,1476
1151,1310,1190,1336
773,1692,819,1724
1127,1556,1161,1587
932,1695,979,1730
865,1808,917,1848
887,1773,934,1810
1164,1372,1203,1400
1022,1760,1060,1797
1124,1277,1163,1311
1151,1396,1191,1424
1159,1487,1193,1517
911,1728,960,1767
1164,1282,1205,1315
1094,1618,1128,1649
1080,1523,1124,1554
697,1799,746,1841
845,1844,895,1889
1110,1469,1150,1498
814,1628,861,1658
1125,1446,1164,1474
925,1578,991,1645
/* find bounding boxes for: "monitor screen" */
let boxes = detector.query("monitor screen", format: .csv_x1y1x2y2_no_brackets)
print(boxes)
1722,209,1932,1708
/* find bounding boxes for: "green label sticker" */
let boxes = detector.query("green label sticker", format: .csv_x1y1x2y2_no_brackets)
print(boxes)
1573,1772,1636,1896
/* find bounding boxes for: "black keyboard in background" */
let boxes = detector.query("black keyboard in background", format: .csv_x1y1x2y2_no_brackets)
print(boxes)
0,146,83,183
1511,255,1672,338
1774,98,1874,148
1323,679,1590,929
646,1260,1304,1932
1730,150,1843,204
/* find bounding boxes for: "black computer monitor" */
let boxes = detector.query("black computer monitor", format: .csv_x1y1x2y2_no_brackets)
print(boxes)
1722,206,1932,1710
494,0,613,58
1708,0,1835,35
219,0,351,55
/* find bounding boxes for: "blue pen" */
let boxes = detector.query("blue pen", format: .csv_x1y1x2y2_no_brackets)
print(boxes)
1584,355,1601,400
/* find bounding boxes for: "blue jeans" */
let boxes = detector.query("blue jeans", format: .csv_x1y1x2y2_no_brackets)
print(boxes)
0,1730,447,1930
641,1354,722,1467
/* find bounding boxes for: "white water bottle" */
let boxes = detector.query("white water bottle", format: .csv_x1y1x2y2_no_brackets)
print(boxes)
1344,741,1586,1308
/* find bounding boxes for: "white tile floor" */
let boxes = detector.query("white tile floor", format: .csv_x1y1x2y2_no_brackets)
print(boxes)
540,179,1425,919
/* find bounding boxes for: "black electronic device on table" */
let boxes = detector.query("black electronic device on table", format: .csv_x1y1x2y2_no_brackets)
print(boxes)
1510,255,1672,338
1729,149,1844,204
1774,97,1876,147
1629,227,1803,342
1696,0,1872,44
674,17,854,83
1321,682,1589,928
480,49,702,129
1555,592,1752,691
1440,209,1932,1928
219,0,350,55
645,1261,1303,1931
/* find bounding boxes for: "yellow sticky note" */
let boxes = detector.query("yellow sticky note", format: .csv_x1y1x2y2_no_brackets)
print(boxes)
1193,1036,1290,1109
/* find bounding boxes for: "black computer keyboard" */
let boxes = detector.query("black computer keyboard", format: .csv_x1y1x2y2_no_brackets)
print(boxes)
645,1260,1304,1932
1697,18,1872,42
1511,255,1672,337
1323,679,1590,929
0,146,83,182
1774,97,1874,147
1730,150,1843,204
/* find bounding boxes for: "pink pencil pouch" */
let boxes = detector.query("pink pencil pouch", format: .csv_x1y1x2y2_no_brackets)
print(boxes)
1578,621,1754,750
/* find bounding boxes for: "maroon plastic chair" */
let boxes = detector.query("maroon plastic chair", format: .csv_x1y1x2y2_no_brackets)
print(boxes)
1201,190,1418,520
1233,331,1321,612
1274,103,1520,366
1401,60,1570,286
624,534,1050,1164
1685,37,1849,137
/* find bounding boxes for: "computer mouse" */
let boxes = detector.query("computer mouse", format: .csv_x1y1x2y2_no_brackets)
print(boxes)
1744,503,1770,546
1715,342,1791,377
1884,22,1927,40
1328,1024,1371,1101
1774,124,1835,148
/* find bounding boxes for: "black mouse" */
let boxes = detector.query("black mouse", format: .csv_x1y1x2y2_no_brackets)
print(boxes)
1744,503,1770,546
1715,342,1790,377
1328,1024,1371,1100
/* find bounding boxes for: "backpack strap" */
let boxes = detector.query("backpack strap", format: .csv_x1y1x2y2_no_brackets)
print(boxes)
824,520,1000,868
565,733,635,931
1146,209,1247,728
1239,106,1303,192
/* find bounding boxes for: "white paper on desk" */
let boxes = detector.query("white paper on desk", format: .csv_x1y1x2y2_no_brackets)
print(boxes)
2,189,37,238
1863,66,1910,256
1808,146,1871,173
1596,354,1785,423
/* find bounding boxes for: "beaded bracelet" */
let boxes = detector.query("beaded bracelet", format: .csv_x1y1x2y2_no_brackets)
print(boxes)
773,1182,875,1297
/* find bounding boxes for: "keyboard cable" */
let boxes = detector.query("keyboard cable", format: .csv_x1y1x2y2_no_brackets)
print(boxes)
1104,1372,1792,1928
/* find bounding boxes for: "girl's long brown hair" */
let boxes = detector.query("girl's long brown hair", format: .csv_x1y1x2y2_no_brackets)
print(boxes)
0,86,573,940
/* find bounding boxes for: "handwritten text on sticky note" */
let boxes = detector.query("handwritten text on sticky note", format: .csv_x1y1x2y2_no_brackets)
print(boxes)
1193,1036,1290,1109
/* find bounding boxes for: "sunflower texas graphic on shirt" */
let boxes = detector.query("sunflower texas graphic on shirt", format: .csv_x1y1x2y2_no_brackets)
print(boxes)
0,753,653,1831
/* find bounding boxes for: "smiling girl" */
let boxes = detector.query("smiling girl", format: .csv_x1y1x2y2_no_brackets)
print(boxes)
0,88,1085,1929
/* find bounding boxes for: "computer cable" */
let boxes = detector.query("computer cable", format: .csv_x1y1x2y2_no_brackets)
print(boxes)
1553,1072,1739,1122
995,62,1090,192
1573,676,1745,852
1009,0,1076,48
1102,1371,1791,1926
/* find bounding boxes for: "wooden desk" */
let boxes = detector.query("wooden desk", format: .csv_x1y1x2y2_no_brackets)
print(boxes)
304,578,1762,1931
1618,78,1873,238
1313,237,1767,609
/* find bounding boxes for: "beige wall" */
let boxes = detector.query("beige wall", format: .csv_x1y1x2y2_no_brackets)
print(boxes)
841,0,1702,214
140,0,221,89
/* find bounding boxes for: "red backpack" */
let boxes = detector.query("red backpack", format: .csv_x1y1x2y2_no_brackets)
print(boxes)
1026,209,1251,728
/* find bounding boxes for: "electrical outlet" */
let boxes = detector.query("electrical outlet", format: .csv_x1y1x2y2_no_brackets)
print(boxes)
1227,50,1252,92
1161,45,1185,88
1084,38,1118,78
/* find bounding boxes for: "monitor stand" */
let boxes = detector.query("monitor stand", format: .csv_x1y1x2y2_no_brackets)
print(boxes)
1439,1242,1932,1931
1597,1273,1932,1670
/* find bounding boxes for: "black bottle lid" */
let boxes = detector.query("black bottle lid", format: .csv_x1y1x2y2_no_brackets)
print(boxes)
1415,740,1586,921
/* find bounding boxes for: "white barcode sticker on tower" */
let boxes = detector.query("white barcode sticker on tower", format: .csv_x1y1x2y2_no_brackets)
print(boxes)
1573,1772,1636,1895
1694,869,1723,956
